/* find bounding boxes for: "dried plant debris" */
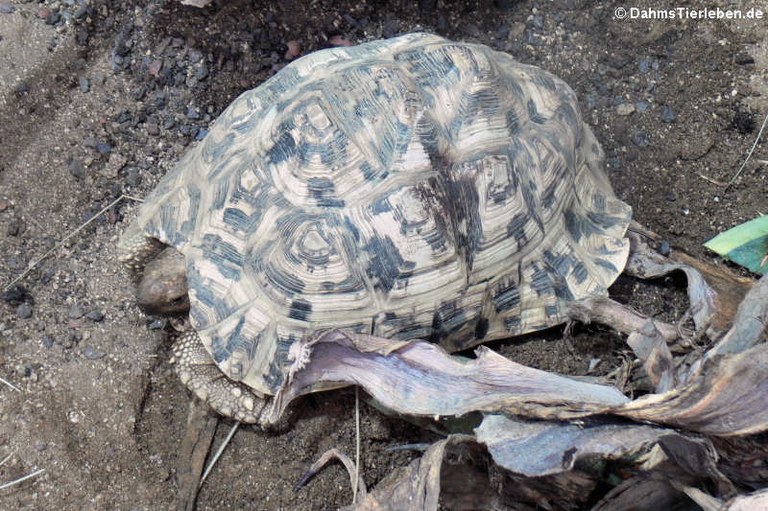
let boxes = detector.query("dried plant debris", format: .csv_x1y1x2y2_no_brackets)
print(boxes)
351,426,732,511
270,275,768,435
261,246,768,508
267,333,629,426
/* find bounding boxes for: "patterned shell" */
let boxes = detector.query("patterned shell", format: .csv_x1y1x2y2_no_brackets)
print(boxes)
122,33,631,395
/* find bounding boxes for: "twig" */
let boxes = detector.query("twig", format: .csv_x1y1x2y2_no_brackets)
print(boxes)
727,111,768,188
0,453,13,468
3,194,141,293
698,111,768,188
294,448,367,497
200,421,239,487
0,468,45,490
0,378,21,393
353,387,361,505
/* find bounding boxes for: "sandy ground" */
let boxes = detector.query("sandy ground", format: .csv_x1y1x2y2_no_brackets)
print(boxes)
0,0,766,509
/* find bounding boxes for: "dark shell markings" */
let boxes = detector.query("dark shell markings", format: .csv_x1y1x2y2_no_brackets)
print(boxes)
119,33,631,399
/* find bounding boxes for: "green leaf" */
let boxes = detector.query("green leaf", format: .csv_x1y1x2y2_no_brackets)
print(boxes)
704,216,768,275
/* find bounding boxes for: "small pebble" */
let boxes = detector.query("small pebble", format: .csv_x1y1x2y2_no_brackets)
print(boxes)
638,59,653,74
16,303,33,319
42,335,55,349
195,64,208,81
146,122,160,136
186,107,200,120
616,103,635,116
659,240,671,257
115,110,132,124
633,131,651,147
68,304,84,320
148,59,162,77
82,346,106,360
68,158,86,180
73,5,87,20
665,191,677,202
7,257,24,272
734,53,754,65
7,218,23,236
125,167,142,187
195,128,208,141
188,49,204,63
635,100,650,113
284,40,301,60
95,142,112,156
132,85,147,100
149,319,167,330
85,310,104,322
44,9,61,25
605,152,622,170
61,331,81,349
13,82,29,96
660,105,676,123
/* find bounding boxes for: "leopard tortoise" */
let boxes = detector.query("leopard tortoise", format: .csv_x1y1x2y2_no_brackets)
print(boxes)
119,33,632,424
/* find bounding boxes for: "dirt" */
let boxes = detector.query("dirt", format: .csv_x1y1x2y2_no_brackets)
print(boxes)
0,0,765,509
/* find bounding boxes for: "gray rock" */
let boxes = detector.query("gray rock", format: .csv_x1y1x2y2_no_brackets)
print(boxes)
124,167,142,187
82,346,106,360
85,310,104,322
68,304,84,320
7,218,24,236
42,335,55,349
616,103,635,116
660,105,676,123
186,107,201,120
194,64,208,81
633,131,651,147
149,319,167,330
16,303,33,319
68,158,86,180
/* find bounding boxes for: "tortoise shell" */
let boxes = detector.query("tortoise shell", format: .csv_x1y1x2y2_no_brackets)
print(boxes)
120,33,631,396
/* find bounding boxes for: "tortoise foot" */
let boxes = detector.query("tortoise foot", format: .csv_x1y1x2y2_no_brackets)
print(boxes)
172,330,269,424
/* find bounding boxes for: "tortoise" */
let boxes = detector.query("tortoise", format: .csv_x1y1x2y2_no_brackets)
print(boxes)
118,33,632,424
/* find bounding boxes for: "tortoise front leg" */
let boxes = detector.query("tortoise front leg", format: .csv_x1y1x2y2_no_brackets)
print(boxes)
172,330,269,424
117,223,166,276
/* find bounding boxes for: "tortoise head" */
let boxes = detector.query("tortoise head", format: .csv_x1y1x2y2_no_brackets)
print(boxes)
136,247,191,315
